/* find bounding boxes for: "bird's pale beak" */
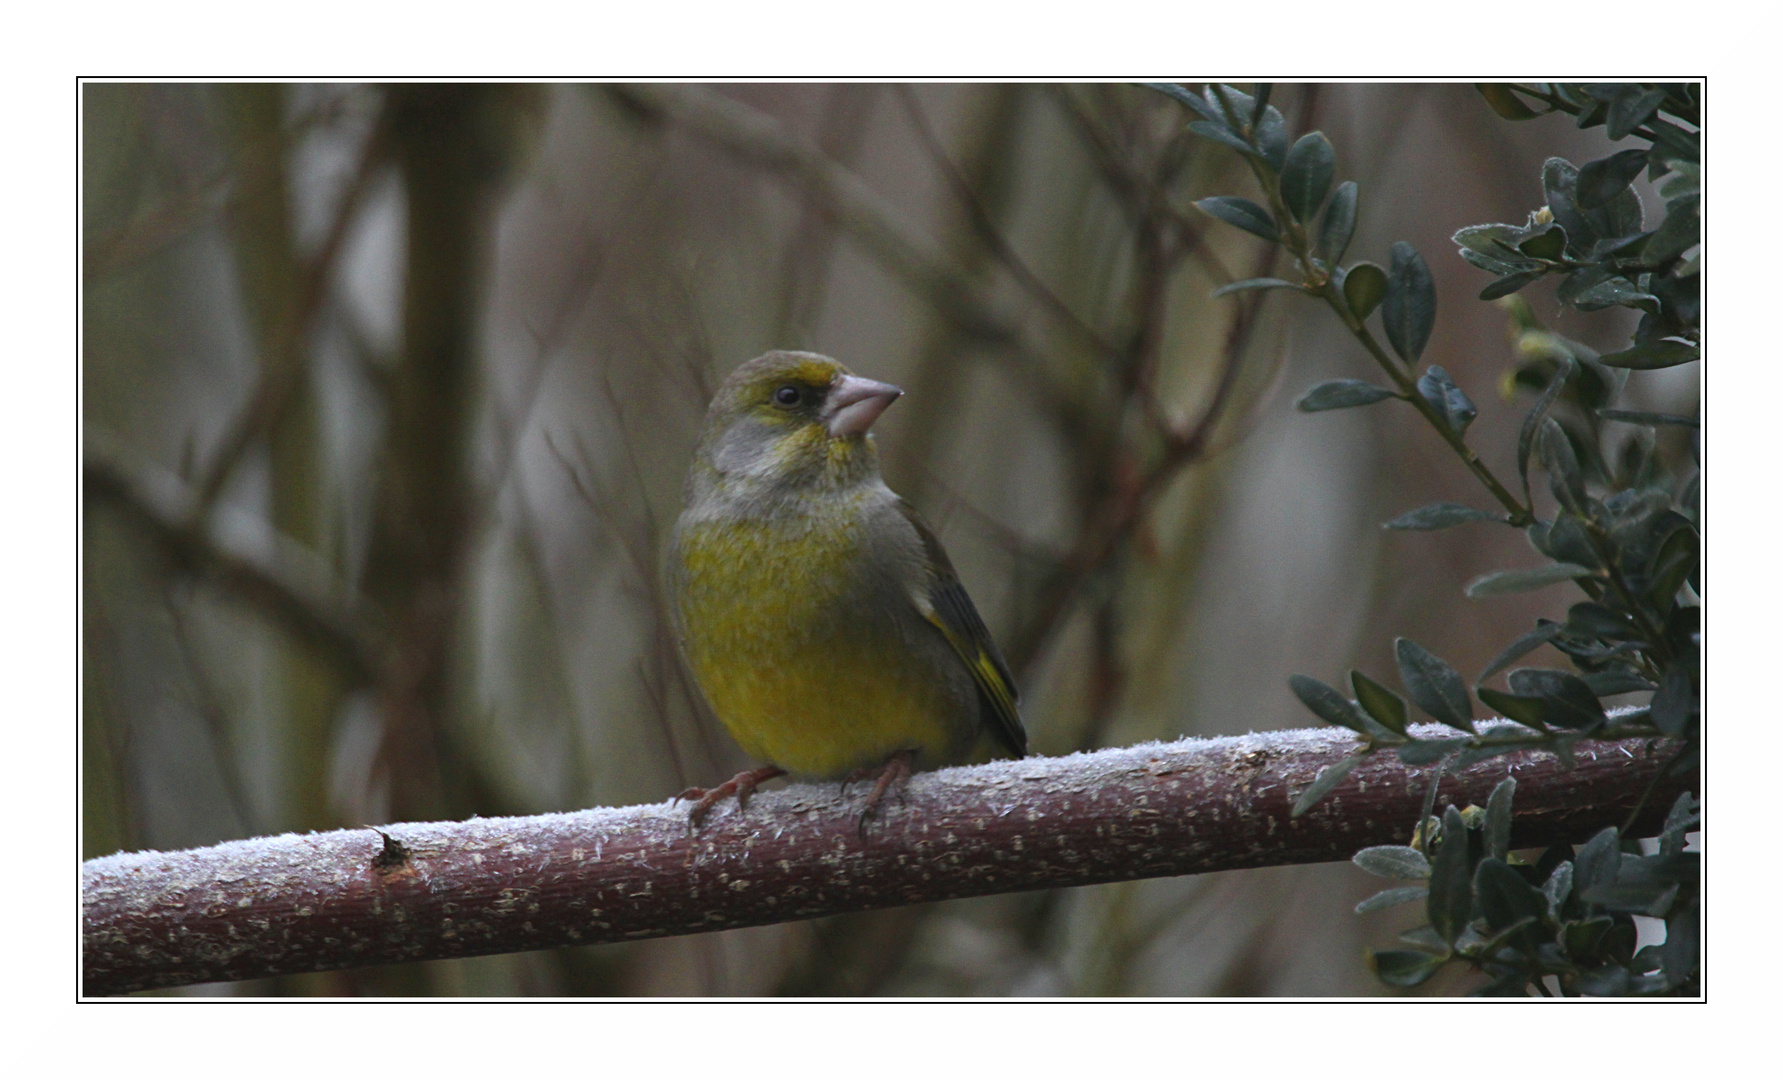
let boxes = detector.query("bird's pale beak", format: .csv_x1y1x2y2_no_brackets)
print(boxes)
824,375,904,437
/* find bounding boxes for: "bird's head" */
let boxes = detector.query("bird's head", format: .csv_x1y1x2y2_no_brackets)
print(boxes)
691,351,904,497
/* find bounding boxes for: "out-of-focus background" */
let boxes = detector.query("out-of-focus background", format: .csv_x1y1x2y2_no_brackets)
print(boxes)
82,83,1687,996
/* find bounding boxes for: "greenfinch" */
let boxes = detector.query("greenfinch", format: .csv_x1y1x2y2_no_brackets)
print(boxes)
667,351,1027,827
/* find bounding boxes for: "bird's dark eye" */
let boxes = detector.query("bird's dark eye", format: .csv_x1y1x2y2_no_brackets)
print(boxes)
773,385,803,406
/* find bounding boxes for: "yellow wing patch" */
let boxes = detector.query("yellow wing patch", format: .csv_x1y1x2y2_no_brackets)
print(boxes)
897,501,1027,759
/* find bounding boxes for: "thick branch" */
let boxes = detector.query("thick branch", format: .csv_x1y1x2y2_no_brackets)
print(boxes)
82,725,1682,995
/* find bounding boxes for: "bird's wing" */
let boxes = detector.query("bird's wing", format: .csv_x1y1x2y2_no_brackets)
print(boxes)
893,498,1027,758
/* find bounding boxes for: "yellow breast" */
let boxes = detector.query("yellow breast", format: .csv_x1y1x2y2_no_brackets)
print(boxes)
673,509,960,777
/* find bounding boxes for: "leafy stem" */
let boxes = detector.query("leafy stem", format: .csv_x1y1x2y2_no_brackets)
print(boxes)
1316,284,1535,526
1209,93,1535,527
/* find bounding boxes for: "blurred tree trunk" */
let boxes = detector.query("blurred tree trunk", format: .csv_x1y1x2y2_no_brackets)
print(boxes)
365,86,490,825
366,86,539,827
218,84,341,834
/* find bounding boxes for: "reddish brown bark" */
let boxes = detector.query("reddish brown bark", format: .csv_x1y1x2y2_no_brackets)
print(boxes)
82,725,1682,995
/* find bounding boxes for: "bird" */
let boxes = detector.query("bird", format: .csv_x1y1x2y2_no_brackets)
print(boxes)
666,350,1027,832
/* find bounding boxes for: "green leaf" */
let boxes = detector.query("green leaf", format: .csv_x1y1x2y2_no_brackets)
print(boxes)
1394,637,1475,733
1506,668,1606,730
1205,81,1248,119
1291,754,1361,817
1317,180,1358,265
1383,242,1437,364
1194,195,1278,242
1543,157,1595,257
1479,620,1563,680
1516,225,1568,261
1186,120,1259,158
1554,265,1611,307
1658,160,1700,202
1539,512,1599,572
1341,261,1388,319
1516,358,1572,507
1475,858,1545,940
1576,148,1651,210
1295,379,1396,412
1538,419,1587,512
1648,116,1699,164
1476,687,1553,733
1459,246,1535,277
1427,805,1474,944
1206,84,1250,126
1594,187,1646,246
1643,197,1699,264
1661,901,1698,990
1416,365,1478,436
1580,879,1679,918
1254,106,1288,171
1566,601,1636,640
1351,670,1408,736
1356,885,1428,915
1659,792,1699,857
1452,223,1523,258
1650,663,1695,736
1249,84,1273,130
1382,502,1495,531
1598,339,1699,369
1648,524,1698,608
1353,844,1432,879
1287,673,1370,733
1606,86,1667,141
1475,84,1540,120
1397,921,1450,950
1570,275,1657,314
1370,949,1447,987
1580,667,1655,697
1279,131,1336,224
1485,777,1515,862
1466,563,1595,598
1563,916,1615,961
1143,82,1223,123
1212,277,1302,298
1573,826,1622,897
1479,270,1545,301
1542,861,1573,921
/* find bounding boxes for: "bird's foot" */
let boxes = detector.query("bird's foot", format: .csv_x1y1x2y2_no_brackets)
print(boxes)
854,750,917,839
676,765,786,829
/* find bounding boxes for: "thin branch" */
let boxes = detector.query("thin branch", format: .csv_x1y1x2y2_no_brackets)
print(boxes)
83,89,361,282
83,725,1684,995
1006,236,1276,673
191,103,392,516
892,85,1114,359
601,84,1077,422
84,437,379,685
1045,85,1239,287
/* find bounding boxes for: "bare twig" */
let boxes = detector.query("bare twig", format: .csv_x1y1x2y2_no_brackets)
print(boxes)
601,84,1078,423
893,85,1114,360
85,438,379,685
191,102,392,516
83,725,1685,995
1046,85,1240,287
1005,155,1279,676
